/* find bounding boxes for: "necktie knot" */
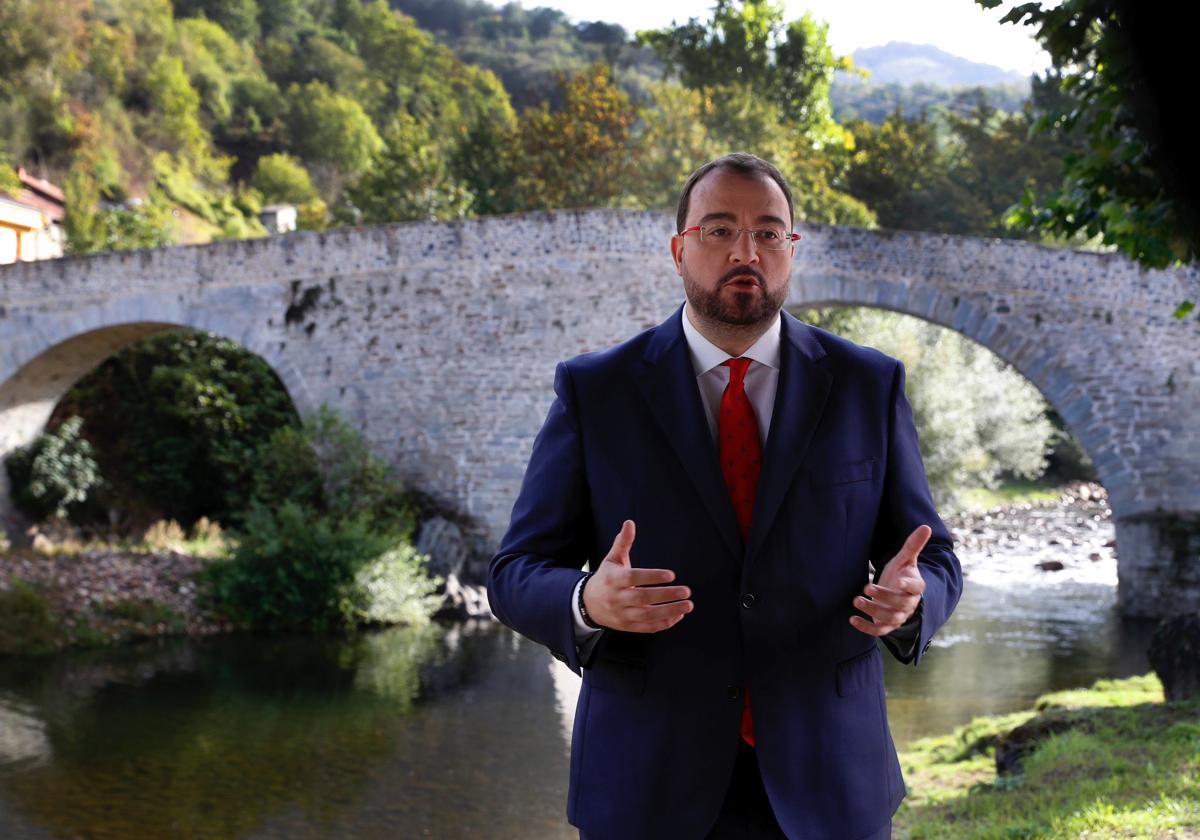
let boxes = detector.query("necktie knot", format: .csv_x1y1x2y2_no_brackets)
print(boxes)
722,356,752,385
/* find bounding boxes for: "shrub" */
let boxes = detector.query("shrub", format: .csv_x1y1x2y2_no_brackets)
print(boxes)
101,598,186,636
201,404,438,632
143,518,187,550
352,543,443,627
250,405,418,540
0,578,60,655
3,416,103,520
201,500,394,632
189,516,227,555
251,152,318,205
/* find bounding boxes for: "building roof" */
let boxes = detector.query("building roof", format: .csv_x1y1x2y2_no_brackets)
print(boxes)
2,167,66,223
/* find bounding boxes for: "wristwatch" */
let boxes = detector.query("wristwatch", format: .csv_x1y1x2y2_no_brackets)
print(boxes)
579,572,603,629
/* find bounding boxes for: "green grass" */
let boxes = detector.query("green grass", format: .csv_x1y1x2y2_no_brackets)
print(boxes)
0,573,189,655
896,673,1200,839
99,598,186,636
956,479,1068,513
0,577,60,655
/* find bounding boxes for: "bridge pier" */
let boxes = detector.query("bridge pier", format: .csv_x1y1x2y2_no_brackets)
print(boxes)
1115,513,1200,617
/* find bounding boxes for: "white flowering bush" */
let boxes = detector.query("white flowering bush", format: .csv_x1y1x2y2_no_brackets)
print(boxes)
352,543,444,627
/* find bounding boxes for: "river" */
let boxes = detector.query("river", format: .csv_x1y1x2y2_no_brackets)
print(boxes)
0,486,1160,839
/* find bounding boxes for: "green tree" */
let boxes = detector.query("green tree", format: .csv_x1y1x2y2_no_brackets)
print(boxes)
252,152,317,204
258,0,316,39
638,0,850,149
844,93,1079,239
286,81,383,177
177,17,258,126
0,150,23,196
944,96,1067,238
844,110,980,234
246,405,418,540
172,0,260,42
63,152,176,254
339,0,515,134
638,1,870,226
251,151,326,227
629,81,721,212
449,115,520,217
346,112,472,223
224,75,288,146
146,53,231,182
512,63,639,211
200,406,436,633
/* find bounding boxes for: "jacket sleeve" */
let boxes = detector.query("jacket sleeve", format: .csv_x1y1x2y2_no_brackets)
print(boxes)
488,361,599,676
870,359,963,667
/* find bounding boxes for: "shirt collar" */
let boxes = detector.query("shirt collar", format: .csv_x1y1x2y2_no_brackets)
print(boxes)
681,301,782,377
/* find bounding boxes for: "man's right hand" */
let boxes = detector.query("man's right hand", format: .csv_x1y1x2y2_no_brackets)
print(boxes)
581,520,693,633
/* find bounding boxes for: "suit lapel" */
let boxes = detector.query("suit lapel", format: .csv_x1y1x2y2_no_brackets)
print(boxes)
633,305,744,561
744,311,832,565
633,305,832,567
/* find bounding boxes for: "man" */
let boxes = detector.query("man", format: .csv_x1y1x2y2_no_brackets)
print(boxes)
488,153,963,840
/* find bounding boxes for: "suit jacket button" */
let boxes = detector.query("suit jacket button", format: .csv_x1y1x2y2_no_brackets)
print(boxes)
922,639,933,654
727,685,740,700
741,593,756,609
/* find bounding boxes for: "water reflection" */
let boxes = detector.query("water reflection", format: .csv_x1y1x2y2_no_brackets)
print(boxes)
0,625,576,840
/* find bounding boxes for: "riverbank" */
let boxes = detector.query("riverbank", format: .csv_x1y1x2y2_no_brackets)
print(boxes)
0,543,231,654
894,672,1199,838
0,480,1106,656
0,515,489,654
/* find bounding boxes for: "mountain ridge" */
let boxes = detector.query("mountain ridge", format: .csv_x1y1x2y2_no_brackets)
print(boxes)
843,41,1032,88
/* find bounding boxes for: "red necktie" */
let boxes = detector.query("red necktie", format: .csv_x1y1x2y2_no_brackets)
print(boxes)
718,357,761,747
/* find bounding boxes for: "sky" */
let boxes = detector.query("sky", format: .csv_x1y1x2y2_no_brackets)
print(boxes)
484,0,1052,76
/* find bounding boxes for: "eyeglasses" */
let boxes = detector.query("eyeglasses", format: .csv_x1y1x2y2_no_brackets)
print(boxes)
678,225,801,251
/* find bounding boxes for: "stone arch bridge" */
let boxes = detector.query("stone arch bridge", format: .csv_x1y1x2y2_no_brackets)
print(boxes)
1,211,1197,618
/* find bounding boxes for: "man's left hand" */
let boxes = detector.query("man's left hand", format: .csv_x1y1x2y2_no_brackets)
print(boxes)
849,524,930,637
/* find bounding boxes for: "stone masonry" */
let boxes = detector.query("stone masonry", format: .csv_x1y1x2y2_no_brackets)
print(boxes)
0,211,1197,618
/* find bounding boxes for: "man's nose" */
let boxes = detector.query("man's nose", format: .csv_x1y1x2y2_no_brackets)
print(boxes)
728,230,760,263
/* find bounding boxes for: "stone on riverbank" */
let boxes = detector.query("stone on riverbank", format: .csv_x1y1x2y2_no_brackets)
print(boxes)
1148,614,1200,701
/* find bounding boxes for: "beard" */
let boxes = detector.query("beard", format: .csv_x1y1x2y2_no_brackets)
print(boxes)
682,266,787,327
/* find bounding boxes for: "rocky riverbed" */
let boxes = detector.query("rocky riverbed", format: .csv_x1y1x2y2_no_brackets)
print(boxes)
0,482,1112,651
945,481,1115,588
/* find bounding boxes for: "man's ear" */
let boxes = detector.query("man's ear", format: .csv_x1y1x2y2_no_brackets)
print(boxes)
670,235,684,276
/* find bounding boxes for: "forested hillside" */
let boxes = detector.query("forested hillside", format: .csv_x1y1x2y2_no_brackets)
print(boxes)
0,0,1080,254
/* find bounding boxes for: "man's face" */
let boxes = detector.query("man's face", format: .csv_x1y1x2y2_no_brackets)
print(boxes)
670,169,794,328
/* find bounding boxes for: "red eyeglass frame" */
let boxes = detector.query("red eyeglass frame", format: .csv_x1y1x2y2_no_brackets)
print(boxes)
678,225,802,246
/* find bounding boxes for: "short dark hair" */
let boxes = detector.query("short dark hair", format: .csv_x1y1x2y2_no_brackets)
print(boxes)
675,152,794,234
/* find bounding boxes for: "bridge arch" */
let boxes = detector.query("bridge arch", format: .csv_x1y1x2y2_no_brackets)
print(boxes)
0,293,316,538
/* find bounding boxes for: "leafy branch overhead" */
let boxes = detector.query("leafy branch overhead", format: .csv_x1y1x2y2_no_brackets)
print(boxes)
978,0,1199,317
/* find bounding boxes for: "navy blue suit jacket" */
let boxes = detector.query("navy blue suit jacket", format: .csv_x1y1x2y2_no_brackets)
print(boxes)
488,304,963,840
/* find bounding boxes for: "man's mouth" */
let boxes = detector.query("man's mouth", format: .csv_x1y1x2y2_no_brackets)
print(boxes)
725,274,761,289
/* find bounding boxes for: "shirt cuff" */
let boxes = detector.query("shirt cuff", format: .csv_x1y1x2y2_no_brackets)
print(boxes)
882,596,922,659
572,575,603,642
